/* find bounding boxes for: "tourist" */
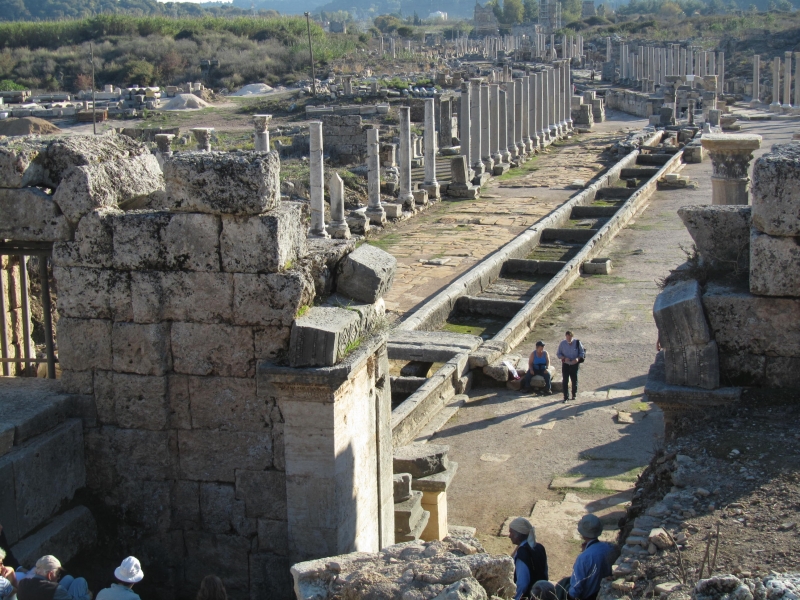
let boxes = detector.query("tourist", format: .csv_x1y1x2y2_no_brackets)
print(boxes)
0,525,18,570
0,548,16,589
556,331,585,403
556,515,614,600
196,575,227,600
17,556,71,600
508,517,548,600
56,569,93,600
96,557,143,600
521,341,552,395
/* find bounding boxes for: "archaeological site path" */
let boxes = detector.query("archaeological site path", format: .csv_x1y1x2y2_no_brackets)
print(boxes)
413,115,798,581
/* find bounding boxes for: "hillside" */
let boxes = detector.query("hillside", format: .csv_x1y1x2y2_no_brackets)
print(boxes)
0,0,262,21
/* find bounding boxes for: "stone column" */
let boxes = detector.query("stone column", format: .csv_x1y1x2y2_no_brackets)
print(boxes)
308,121,329,238
327,172,351,239
191,127,213,151
795,52,800,108
504,82,517,159
522,75,532,153
366,128,386,224
470,79,484,175
783,52,793,108
606,37,611,62
439,97,453,148
499,88,509,162
700,134,762,205
423,98,440,199
549,68,559,139
528,75,539,150
752,55,760,105
490,84,503,163
564,60,572,130
154,133,174,166
679,47,685,77
398,107,414,209
717,51,725,95
253,114,271,151
771,57,782,110
480,84,493,172
514,78,524,156
460,82,471,170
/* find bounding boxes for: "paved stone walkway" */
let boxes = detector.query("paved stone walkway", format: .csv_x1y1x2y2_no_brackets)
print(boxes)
376,111,647,316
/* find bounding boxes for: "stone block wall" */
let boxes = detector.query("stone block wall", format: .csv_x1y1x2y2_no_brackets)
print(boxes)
321,115,369,165
604,89,658,118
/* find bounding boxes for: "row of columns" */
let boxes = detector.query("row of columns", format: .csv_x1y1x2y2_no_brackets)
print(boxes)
617,43,725,93
448,33,583,62
763,52,800,109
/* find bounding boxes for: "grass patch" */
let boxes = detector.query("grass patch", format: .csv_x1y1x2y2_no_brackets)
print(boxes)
295,304,309,318
616,467,644,482
629,401,649,412
342,336,363,358
367,233,401,252
596,275,632,285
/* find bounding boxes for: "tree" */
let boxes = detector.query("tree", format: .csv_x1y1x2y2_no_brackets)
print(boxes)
523,0,539,21
504,0,524,23
596,3,606,15
486,0,504,21
659,1,684,16
775,0,791,10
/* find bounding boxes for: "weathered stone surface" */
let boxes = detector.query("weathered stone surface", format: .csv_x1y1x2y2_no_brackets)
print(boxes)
235,469,286,519
254,325,292,361
112,211,220,272
749,229,800,297
677,205,751,269
10,506,96,568
291,536,514,600
131,271,233,324
288,306,361,367
112,322,172,376
53,154,164,224
171,323,254,377
336,244,397,303
163,151,280,215
187,376,270,432
233,269,315,327
53,267,132,321
184,532,251,596
394,473,413,502
250,552,293,600
199,482,255,536
257,519,288,555
765,356,800,387
0,187,73,241
178,430,272,481
53,208,119,268
653,280,711,348
220,202,307,273
44,135,150,187
751,142,800,236
393,443,450,478
648,527,673,550
0,139,48,188
663,341,720,389
56,317,112,371
703,282,800,356
94,372,171,430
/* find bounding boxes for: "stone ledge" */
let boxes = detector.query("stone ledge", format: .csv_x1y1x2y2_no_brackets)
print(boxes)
11,506,97,567
411,461,459,493
644,352,740,409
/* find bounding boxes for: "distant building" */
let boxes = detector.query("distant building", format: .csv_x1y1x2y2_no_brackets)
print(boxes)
329,21,347,33
428,10,448,20
473,2,499,37
581,0,596,16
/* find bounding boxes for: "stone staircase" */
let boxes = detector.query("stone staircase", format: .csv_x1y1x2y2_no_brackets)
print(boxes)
0,378,96,566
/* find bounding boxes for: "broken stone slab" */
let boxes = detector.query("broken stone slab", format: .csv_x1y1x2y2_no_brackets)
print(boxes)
0,187,73,242
468,340,509,369
10,506,96,568
483,355,523,382
394,473,412,503
393,443,450,479
383,202,403,219
395,490,426,534
336,243,396,303
288,306,361,368
53,154,164,224
751,142,800,236
750,229,800,297
0,139,48,188
44,135,150,188
163,150,280,215
323,293,386,334
644,352,739,409
648,527,674,550
411,461,459,493
678,205,751,270
53,207,119,268
653,280,712,349
582,258,612,275
390,330,484,363
664,341,720,389
395,509,430,543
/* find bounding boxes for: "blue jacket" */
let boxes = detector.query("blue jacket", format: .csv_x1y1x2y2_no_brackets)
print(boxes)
569,539,614,600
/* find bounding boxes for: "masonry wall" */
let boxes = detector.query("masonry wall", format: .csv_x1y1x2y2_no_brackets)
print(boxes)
321,114,368,165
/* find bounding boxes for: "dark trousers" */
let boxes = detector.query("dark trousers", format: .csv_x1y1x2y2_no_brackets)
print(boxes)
522,367,551,392
562,363,579,399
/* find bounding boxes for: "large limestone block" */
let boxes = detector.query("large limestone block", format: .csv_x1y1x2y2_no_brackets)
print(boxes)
664,341,720,389
177,430,272,482
56,317,112,371
0,139,48,188
93,372,173,430
53,208,119,268
653,280,712,349
220,202,307,273
112,211,220,272
257,518,288,555
677,205,750,270
11,506,96,568
393,443,450,478
749,229,800,297
163,151,280,215
288,306,361,367
186,376,270,433
184,531,251,596
44,135,150,187
131,271,233,324
703,282,800,356
250,552,293,599
53,154,163,224
197,483,255,537
336,244,397,303
0,187,73,242
53,267,132,321
111,322,172,376
235,470,286,519
233,270,315,327
751,142,800,236
171,322,255,377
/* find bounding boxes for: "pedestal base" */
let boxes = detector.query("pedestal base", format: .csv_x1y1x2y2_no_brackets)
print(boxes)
421,182,440,200
711,176,749,206
309,227,331,239
327,221,351,239
366,206,387,225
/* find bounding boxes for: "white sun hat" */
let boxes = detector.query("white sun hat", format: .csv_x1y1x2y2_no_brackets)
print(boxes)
114,557,144,584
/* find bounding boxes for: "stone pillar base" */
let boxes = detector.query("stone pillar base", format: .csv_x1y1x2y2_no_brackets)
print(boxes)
309,227,331,239
472,162,485,176
711,177,749,205
482,157,495,172
421,183,440,200
420,491,448,541
327,220,351,239
366,206,387,225
770,102,782,113
501,150,512,163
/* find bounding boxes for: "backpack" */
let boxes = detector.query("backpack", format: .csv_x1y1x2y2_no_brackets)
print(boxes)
575,339,586,363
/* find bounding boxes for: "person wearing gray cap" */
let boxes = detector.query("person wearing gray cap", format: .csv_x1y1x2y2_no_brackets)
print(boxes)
507,517,548,600
555,515,614,600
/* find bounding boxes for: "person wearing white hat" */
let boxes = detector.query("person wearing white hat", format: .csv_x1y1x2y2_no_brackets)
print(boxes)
508,517,548,600
96,558,143,600
555,515,614,600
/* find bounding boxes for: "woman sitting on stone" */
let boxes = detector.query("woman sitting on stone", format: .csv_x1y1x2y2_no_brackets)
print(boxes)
521,341,552,395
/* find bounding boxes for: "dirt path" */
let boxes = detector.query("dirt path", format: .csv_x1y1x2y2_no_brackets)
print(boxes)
377,111,646,316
